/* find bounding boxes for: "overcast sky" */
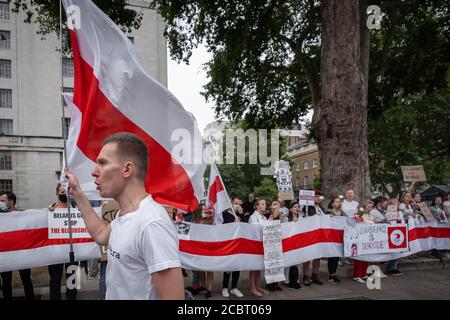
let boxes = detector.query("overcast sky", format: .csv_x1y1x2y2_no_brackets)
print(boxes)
167,44,216,134
167,44,313,134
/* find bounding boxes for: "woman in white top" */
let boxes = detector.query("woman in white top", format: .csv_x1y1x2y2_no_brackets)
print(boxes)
370,196,388,223
248,198,278,296
341,189,359,218
399,192,414,222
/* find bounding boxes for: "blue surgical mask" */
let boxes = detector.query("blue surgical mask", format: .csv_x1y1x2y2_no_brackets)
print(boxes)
0,201,8,212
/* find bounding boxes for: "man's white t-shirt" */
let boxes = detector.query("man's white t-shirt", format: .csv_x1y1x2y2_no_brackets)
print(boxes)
341,200,359,218
105,195,181,300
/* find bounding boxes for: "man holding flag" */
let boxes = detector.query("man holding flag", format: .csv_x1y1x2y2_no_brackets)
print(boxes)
60,0,206,299
65,133,184,300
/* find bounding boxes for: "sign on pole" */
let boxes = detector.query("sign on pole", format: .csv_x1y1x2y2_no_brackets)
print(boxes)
48,208,99,239
401,165,427,182
299,190,315,207
275,160,294,200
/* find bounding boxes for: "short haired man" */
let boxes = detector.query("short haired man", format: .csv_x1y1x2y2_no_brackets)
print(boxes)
0,191,35,300
65,132,184,300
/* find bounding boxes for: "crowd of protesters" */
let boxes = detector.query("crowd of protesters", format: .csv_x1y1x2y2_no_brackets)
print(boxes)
1,188,450,300
179,189,450,299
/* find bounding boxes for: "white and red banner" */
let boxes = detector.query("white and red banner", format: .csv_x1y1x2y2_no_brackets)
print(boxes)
0,209,100,272
344,223,409,257
207,163,231,224
1,211,450,272
61,0,206,212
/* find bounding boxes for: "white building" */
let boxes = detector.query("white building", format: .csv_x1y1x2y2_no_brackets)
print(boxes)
0,0,167,209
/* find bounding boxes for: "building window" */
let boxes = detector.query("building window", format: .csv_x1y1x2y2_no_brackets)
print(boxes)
295,177,300,188
0,2,9,20
0,30,10,49
296,163,300,172
0,151,11,170
128,36,135,44
312,159,318,168
0,89,12,108
304,176,309,188
0,119,12,134
0,59,11,78
62,58,74,78
0,179,12,192
62,117,71,138
62,87,74,106
303,161,309,170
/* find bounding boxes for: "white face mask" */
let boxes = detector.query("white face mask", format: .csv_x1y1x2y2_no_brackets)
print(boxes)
202,213,211,218
0,201,8,212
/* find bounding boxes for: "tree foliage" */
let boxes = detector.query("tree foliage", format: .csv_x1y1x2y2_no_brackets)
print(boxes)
8,0,143,38
15,0,450,192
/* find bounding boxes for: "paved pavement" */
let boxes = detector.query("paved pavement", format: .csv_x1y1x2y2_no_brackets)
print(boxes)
3,254,450,300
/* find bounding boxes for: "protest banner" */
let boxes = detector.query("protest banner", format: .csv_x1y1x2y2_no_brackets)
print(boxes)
48,208,101,239
344,223,409,257
262,221,285,284
3,209,450,272
299,190,315,206
401,165,427,182
275,160,294,200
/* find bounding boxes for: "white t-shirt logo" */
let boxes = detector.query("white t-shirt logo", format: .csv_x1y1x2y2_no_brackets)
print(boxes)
390,230,404,246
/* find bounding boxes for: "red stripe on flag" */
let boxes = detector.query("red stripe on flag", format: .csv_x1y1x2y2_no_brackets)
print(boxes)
180,238,263,256
69,30,198,212
409,227,450,241
282,229,344,253
0,229,94,253
208,176,224,206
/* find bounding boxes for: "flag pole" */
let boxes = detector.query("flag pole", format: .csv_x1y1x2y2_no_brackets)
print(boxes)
213,163,240,222
60,0,75,265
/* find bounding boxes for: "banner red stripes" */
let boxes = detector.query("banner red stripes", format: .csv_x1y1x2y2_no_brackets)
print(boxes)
0,228,94,253
179,229,344,256
409,226,450,241
180,238,263,256
283,229,344,252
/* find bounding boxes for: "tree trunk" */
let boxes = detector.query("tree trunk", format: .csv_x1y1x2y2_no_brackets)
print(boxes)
313,0,372,202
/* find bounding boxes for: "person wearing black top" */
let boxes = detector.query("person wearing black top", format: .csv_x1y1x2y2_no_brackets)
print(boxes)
325,196,343,284
301,190,325,286
221,197,245,298
241,192,255,223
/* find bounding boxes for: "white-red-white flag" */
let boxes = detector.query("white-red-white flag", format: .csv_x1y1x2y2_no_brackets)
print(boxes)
61,0,206,211
207,163,231,224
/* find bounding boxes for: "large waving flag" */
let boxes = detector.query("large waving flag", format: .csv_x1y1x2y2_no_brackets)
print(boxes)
207,163,231,224
61,0,206,211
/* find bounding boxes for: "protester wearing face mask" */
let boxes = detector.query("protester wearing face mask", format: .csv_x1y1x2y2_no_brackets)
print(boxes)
0,191,35,300
47,184,78,300
221,197,245,298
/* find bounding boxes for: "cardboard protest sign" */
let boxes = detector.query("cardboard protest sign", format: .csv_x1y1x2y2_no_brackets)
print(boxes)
401,165,427,182
418,202,434,222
